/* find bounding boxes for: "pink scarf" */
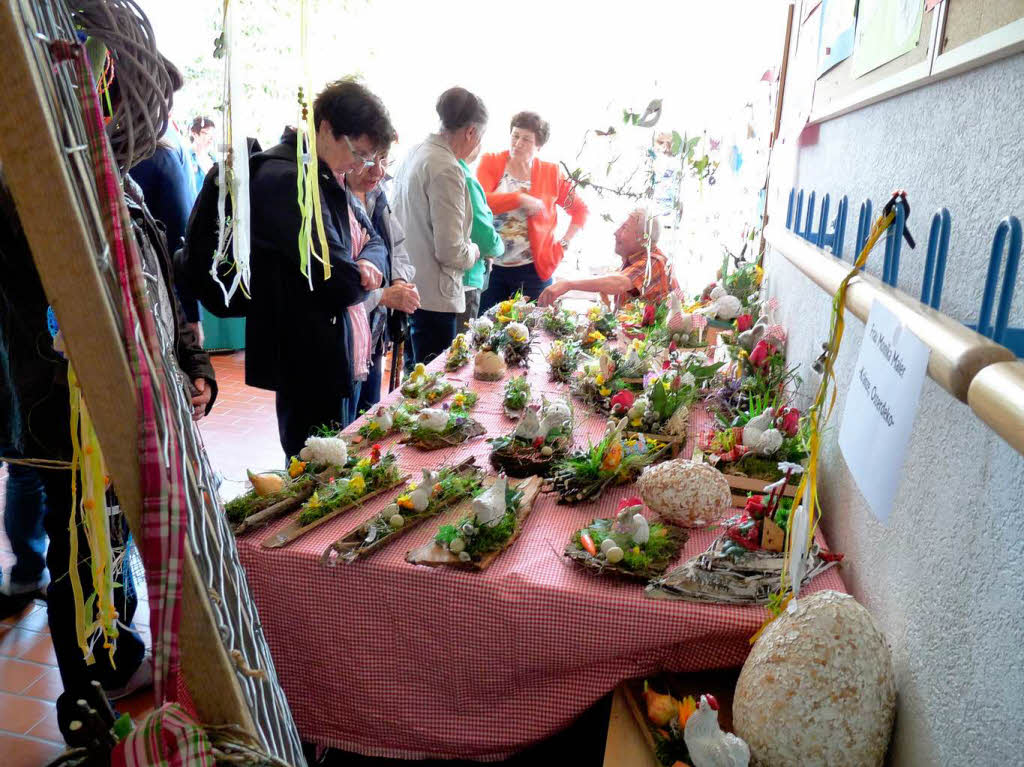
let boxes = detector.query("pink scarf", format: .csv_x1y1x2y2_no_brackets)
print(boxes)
348,205,371,381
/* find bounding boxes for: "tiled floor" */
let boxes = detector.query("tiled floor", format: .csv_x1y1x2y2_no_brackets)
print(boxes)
0,351,264,765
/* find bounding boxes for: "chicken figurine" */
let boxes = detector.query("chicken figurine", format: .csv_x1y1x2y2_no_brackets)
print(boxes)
665,291,693,334
472,475,508,528
539,398,572,436
513,406,542,440
683,694,750,767
369,405,394,433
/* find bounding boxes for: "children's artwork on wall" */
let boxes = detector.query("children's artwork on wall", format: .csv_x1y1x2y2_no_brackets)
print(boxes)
817,0,858,77
852,0,925,78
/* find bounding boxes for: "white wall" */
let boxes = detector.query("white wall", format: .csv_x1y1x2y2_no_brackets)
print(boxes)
768,53,1024,766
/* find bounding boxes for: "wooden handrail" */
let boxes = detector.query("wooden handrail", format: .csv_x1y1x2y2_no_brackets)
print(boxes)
968,361,1024,454
764,222,1015,403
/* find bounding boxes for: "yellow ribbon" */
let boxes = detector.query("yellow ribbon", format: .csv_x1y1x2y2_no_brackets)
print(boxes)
751,208,896,644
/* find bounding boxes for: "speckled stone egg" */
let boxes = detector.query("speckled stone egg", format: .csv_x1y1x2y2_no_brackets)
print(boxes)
733,590,896,767
636,459,731,527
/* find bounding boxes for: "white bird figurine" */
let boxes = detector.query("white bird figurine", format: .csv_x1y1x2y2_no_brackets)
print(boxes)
709,285,726,301
472,476,508,528
666,292,692,333
370,405,393,432
711,294,742,320
408,469,437,512
514,406,542,440
471,316,494,336
683,694,750,767
741,409,775,449
416,408,449,432
753,427,783,456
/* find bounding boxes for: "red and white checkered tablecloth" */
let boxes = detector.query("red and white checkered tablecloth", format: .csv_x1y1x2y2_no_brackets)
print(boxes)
235,338,846,761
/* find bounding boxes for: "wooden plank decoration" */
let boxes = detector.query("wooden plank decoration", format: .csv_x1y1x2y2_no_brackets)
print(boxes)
231,467,338,536
407,476,542,571
0,0,260,742
261,474,410,549
725,473,800,507
321,458,481,565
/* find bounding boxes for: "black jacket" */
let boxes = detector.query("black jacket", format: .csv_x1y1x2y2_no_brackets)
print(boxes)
245,135,389,396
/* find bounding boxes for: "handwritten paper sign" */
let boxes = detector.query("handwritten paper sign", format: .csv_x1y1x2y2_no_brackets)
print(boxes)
839,301,929,522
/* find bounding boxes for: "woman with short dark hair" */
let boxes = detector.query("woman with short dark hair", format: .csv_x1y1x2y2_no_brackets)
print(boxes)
477,111,588,311
392,87,487,363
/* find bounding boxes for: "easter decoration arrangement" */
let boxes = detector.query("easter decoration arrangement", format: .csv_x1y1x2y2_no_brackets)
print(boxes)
444,332,472,371
540,304,577,337
549,418,670,504
564,497,686,581
692,256,764,344
489,397,574,477
483,290,539,329
321,458,484,565
626,680,749,767
261,445,407,549
473,348,507,381
646,462,842,604
502,375,531,418
400,363,454,404
227,434,355,534
621,352,723,452
407,474,543,570
495,320,533,368
355,403,415,444
399,402,486,451
545,338,583,384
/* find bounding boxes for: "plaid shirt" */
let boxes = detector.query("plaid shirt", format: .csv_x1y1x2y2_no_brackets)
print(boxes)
619,246,677,304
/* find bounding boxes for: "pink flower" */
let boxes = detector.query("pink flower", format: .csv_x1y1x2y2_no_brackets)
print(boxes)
642,303,656,326
735,314,753,332
777,407,800,437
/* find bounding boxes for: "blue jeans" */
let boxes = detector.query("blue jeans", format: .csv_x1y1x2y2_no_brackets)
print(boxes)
2,458,48,589
479,262,552,314
410,309,457,365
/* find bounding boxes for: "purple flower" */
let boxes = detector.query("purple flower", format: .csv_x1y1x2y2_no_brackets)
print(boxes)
442,402,451,411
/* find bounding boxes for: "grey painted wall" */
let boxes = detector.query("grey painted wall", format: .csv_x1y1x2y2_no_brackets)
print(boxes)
767,54,1024,765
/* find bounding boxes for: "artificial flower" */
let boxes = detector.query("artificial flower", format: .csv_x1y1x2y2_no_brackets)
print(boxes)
499,299,515,315
748,340,777,370
348,474,367,495
507,321,530,343
642,303,656,326
587,330,606,344
744,495,765,518
599,386,612,397
307,491,322,509
453,393,466,408
588,305,602,321
355,457,371,471
735,313,754,332
370,444,382,464
777,407,801,437
288,457,307,478
594,373,605,386
777,460,805,476
610,390,635,415
677,696,698,727
397,494,413,509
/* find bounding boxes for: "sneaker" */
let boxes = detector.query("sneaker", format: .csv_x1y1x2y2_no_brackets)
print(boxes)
105,650,153,701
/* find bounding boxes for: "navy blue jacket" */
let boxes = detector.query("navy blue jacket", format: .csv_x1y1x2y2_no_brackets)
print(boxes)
245,135,389,396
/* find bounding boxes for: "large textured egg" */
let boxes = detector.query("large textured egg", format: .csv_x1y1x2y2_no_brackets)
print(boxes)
636,459,731,527
733,590,896,766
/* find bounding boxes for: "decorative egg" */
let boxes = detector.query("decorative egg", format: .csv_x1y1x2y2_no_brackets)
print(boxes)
448,537,466,553
600,537,618,554
605,546,624,564
637,459,731,527
388,514,405,529
474,350,507,381
733,590,896,767
539,445,553,457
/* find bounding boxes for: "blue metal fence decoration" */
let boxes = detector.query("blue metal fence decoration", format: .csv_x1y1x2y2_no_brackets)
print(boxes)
783,188,1024,357
921,209,950,309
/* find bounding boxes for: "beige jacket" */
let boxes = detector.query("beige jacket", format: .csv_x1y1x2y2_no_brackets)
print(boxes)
392,134,479,313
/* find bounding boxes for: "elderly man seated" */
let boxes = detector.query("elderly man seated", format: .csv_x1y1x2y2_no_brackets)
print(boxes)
538,208,676,308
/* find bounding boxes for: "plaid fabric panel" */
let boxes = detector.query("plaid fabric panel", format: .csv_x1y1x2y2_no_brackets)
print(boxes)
112,704,213,767
236,338,846,761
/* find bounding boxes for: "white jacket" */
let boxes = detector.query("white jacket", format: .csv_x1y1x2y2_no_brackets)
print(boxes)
392,134,479,313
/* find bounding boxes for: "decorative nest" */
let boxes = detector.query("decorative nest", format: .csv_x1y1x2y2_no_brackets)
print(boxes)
490,437,570,478
401,419,486,450
564,525,688,581
502,340,532,368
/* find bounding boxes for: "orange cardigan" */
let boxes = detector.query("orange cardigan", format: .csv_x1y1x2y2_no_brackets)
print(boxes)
476,151,589,281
